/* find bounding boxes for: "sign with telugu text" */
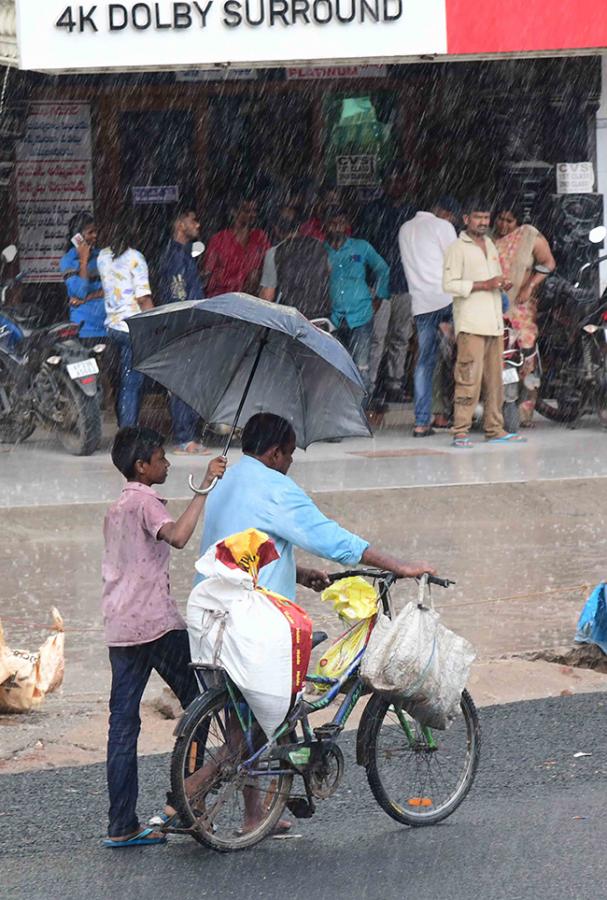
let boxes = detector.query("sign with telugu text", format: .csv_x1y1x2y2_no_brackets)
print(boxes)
132,184,180,203
16,102,94,283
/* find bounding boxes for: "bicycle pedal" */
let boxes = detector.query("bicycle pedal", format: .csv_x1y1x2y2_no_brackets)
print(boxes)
313,724,341,740
286,798,316,819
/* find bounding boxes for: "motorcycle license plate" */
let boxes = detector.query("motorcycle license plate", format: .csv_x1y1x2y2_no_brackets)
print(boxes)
502,367,519,385
67,358,99,380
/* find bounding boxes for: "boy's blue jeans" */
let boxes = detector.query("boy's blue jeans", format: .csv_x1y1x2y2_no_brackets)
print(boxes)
413,305,453,426
107,629,199,838
108,328,144,428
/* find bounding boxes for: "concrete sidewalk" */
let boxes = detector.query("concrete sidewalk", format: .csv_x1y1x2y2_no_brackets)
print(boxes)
1,415,606,508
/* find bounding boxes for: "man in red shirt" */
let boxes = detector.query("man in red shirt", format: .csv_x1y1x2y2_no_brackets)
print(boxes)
204,198,270,297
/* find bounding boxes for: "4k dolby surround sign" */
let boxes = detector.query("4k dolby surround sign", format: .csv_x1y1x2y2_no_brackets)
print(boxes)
16,0,448,70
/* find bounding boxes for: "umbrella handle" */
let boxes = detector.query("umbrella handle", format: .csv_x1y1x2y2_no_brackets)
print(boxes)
188,474,218,496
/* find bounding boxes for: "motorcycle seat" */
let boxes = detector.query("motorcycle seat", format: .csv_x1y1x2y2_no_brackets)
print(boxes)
4,304,45,328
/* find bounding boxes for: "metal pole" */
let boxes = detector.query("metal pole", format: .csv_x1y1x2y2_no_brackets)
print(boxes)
188,329,269,495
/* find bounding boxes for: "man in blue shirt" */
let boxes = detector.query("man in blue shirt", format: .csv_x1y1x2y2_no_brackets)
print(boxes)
199,413,434,600
324,208,390,395
158,208,209,455
59,212,106,340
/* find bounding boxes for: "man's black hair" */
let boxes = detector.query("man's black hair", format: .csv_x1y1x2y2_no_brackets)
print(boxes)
171,205,197,227
65,211,94,251
434,195,462,219
462,197,492,217
241,413,296,456
323,205,348,225
111,426,165,479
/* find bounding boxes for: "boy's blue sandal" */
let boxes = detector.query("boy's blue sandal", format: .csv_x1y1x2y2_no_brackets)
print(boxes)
486,433,527,444
104,827,168,848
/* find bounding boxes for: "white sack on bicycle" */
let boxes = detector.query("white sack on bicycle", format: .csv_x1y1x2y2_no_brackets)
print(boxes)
360,601,475,730
187,528,312,739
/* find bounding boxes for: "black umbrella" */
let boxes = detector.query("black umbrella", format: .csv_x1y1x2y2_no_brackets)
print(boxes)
128,293,370,490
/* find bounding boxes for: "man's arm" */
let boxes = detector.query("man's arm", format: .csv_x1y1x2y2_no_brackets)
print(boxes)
279,482,434,589
132,251,154,312
158,457,226,548
259,247,277,302
365,242,390,299
443,242,504,297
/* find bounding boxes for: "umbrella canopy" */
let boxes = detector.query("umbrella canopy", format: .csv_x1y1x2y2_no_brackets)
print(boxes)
128,293,371,448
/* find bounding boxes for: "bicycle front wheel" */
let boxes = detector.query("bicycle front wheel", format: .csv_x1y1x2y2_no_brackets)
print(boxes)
170,687,294,852
363,689,480,826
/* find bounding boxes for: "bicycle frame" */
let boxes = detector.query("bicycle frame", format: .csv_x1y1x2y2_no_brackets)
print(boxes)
218,571,439,778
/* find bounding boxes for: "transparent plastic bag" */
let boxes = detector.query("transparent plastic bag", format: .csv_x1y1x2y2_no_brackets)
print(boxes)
360,601,475,730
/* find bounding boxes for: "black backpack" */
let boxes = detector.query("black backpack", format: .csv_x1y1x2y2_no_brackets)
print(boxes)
274,236,331,320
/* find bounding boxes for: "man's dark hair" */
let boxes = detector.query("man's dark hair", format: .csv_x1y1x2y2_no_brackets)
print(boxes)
462,197,492,217
111,426,165,479
108,213,137,259
65,211,94,251
172,205,197,227
241,413,296,456
323,205,348,225
434,195,462,219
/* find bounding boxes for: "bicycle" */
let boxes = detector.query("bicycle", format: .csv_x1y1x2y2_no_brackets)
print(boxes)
165,571,481,852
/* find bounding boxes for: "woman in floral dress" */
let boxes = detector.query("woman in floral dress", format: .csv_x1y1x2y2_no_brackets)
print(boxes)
494,204,556,426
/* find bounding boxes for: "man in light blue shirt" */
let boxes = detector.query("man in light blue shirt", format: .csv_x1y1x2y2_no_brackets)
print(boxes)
324,208,390,394
199,413,434,600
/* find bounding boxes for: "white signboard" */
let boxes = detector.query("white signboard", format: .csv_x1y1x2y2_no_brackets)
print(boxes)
336,154,378,186
16,102,94,283
16,0,448,72
556,162,595,195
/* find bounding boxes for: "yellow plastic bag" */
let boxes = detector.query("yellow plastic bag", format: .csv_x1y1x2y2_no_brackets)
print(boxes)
313,577,378,692
314,618,375,690
320,576,379,623
0,608,65,714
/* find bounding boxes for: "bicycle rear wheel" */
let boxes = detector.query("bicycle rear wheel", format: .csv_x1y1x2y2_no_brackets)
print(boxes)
170,687,293,852
363,689,480,826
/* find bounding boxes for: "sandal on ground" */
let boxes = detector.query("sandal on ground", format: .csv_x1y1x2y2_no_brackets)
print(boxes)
104,827,167,848
452,436,474,448
486,433,527,444
172,442,212,455
412,427,435,438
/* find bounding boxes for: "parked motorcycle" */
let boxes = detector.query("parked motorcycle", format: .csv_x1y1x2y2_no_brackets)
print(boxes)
535,227,607,428
0,245,105,454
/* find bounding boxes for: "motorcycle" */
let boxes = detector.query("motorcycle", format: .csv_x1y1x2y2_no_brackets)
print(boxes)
535,226,607,428
0,245,105,455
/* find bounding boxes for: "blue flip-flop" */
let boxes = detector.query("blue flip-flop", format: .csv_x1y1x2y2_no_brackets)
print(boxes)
486,433,527,444
104,827,167,848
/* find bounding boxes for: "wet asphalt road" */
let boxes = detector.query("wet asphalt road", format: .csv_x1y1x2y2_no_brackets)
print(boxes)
2,693,606,900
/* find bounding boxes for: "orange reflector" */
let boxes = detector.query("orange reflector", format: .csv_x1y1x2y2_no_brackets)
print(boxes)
407,797,433,807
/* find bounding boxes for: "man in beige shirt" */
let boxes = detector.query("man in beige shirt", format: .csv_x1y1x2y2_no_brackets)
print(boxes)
443,201,525,446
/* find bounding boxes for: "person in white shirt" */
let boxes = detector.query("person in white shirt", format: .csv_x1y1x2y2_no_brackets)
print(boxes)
97,222,153,428
399,197,459,437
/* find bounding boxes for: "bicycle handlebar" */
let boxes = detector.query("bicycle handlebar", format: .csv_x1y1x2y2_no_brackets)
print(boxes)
325,570,455,588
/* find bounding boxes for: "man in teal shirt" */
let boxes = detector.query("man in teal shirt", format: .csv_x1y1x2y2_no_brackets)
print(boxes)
199,413,434,600
324,208,390,394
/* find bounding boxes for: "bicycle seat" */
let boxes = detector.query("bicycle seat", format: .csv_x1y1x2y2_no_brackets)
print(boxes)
311,631,328,649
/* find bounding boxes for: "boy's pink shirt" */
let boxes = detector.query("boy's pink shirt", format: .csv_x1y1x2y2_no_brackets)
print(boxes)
102,482,186,646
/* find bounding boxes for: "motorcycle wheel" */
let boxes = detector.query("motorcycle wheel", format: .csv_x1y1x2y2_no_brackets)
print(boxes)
55,374,102,456
503,401,520,435
535,397,580,424
0,359,36,444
